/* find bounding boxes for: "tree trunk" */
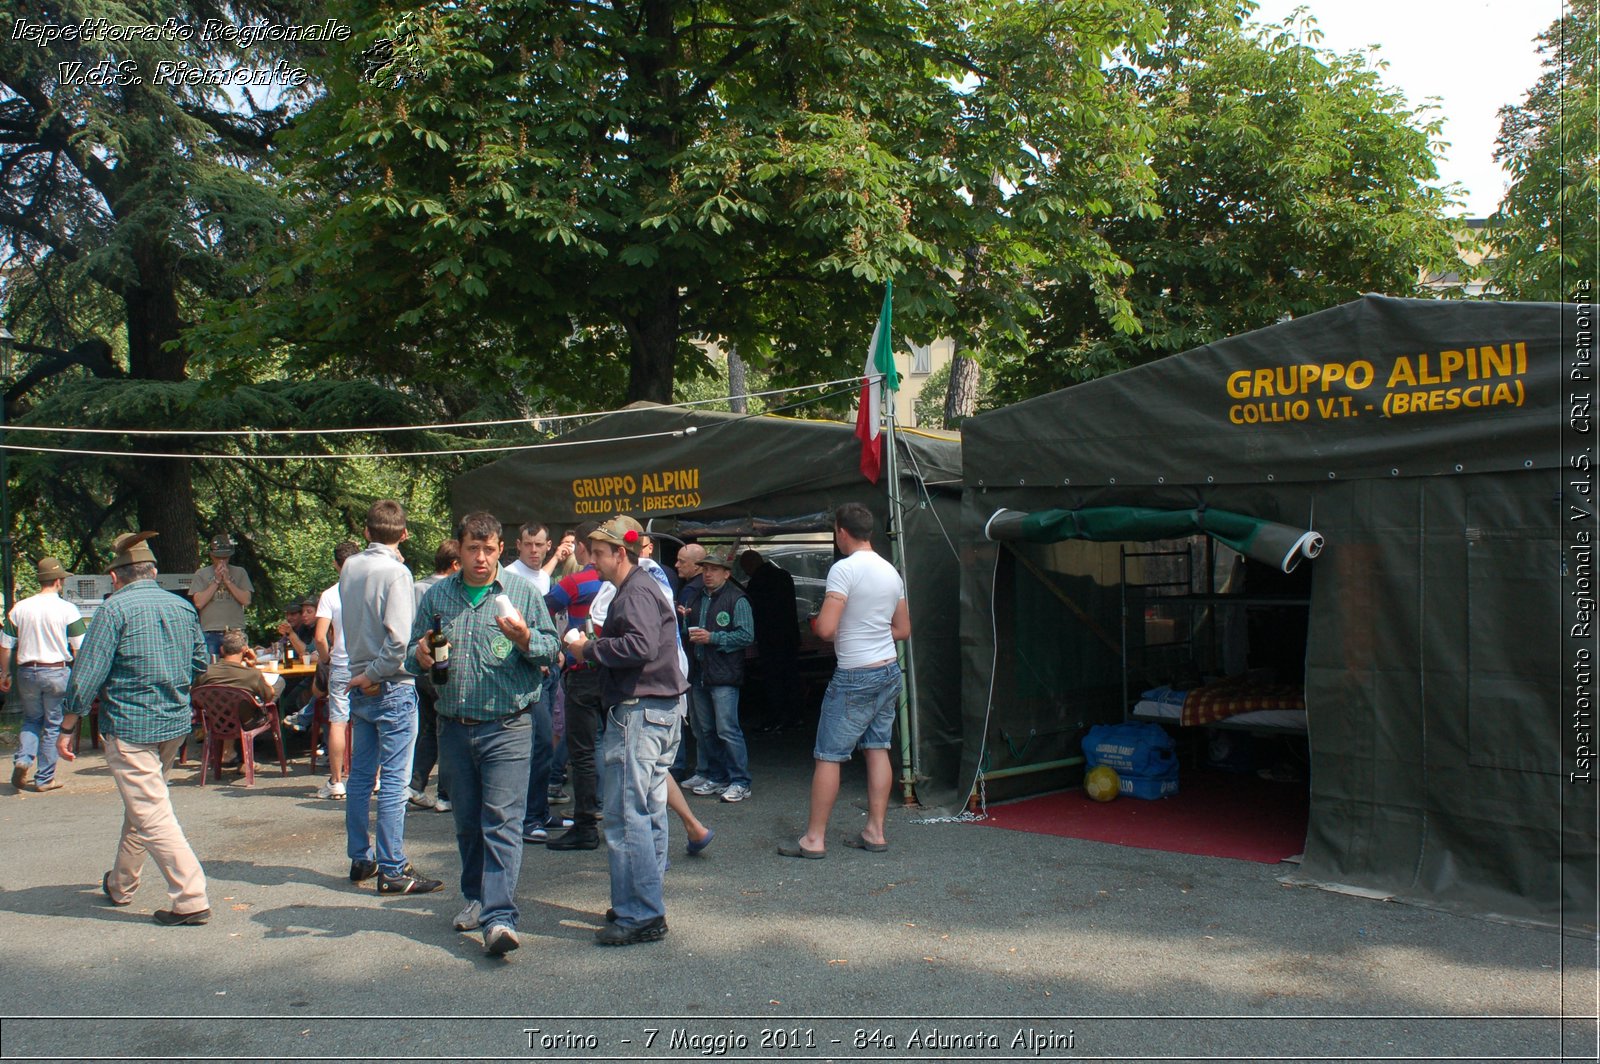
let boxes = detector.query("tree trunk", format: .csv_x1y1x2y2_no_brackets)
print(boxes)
123,244,199,562
133,459,199,570
943,354,982,429
727,347,747,413
625,286,681,403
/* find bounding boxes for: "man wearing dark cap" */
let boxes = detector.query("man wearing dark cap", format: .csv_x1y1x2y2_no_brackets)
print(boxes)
685,545,755,802
189,534,253,659
1,557,86,791
564,515,687,945
58,532,212,925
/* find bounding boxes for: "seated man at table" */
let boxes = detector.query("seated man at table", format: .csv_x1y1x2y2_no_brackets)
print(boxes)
193,629,281,769
276,597,320,715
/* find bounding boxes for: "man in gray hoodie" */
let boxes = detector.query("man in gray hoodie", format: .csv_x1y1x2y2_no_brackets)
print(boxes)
340,499,442,895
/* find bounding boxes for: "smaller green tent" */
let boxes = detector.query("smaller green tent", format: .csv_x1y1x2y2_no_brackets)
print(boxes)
451,403,966,794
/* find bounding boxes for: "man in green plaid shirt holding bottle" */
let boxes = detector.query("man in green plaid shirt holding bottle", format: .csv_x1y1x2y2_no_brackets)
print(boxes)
412,511,559,957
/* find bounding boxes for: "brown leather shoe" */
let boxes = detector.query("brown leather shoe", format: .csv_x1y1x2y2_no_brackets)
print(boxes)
27,779,63,792
153,907,211,926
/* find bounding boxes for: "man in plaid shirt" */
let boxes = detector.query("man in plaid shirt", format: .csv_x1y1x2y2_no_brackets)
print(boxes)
413,512,559,957
59,531,212,926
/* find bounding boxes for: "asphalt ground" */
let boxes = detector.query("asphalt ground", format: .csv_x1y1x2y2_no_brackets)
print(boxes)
0,726,1594,1063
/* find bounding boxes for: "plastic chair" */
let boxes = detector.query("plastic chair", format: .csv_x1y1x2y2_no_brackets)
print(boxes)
307,695,352,776
191,686,287,786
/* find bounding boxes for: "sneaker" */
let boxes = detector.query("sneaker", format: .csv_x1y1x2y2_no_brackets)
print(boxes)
349,859,378,883
434,797,452,812
377,869,444,895
595,915,668,946
452,900,483,931
691,778,728,796
523,816,575,843
406,787,436,810
484,923,520,956
315,779,346,800
545,828,600,851
546,787,571,805
719,783,751,803
679,774,710,791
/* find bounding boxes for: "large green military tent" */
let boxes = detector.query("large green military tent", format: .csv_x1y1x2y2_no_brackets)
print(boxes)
959,296,1594,926
451,403,966,795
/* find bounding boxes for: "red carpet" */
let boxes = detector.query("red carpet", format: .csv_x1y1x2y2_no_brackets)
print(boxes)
977,770,1308,864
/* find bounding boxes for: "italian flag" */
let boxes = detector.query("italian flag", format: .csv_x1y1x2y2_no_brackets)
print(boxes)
854,281,899,483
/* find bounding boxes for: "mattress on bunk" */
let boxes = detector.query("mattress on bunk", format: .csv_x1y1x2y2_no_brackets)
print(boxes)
1134,679,1307,731
1132,700,1307,731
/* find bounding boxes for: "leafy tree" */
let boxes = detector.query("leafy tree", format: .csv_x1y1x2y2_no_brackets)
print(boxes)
1489,0,1598,302
0,1,331,560
990,3,1464,400
216,0,1166,411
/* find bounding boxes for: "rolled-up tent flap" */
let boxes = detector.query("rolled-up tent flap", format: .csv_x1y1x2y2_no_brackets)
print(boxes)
984,505,1323,573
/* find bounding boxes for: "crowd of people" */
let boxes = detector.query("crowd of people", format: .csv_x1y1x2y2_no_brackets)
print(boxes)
1,499,910,954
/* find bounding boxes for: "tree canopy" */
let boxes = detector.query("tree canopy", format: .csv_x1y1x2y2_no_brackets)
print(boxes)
212,0,1166,409
0,1,329,561
988,3,1465,400
1489,0,1598,302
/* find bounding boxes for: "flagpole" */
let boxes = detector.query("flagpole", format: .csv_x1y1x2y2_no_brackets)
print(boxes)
881,330,922,806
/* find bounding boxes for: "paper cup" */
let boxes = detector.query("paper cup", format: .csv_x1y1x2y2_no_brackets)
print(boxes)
493,594,522,625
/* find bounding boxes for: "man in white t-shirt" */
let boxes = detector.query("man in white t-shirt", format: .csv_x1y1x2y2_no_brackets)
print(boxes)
1,557,87,791
503,522,568,596
778,503,910,860
311,541,362,800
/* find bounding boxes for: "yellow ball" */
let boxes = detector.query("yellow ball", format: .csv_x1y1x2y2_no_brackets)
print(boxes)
1084,765,1121,802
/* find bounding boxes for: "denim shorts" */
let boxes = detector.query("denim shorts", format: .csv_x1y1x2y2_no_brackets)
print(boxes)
813,662,902,763
327,664,351,723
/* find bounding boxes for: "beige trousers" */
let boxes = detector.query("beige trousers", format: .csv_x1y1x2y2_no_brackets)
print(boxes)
103,736,209,914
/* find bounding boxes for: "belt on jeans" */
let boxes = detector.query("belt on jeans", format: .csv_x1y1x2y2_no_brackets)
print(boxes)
21,661,68,668
453,706,530,725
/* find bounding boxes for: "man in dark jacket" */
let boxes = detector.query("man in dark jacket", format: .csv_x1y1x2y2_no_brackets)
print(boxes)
685,546,755,802
564,515,686,946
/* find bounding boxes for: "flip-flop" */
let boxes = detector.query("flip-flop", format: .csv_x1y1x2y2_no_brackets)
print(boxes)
842,833,888,853
686,827,715,856
776,841,825,860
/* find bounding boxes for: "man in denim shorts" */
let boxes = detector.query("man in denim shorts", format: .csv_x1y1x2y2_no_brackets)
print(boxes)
778,502,910,859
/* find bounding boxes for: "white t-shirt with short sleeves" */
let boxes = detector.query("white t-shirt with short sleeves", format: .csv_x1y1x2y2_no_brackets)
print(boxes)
503,559,550,595
315,584,346,668
823,549,904,669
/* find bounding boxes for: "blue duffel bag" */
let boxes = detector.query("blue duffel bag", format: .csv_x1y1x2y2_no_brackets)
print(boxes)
1082,722,1177,779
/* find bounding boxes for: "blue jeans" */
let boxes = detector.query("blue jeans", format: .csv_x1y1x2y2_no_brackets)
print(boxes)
814,662,902,762
601,697,681,928
345,682,419,876
13,665,69,784
204,631,224,659
690,683,749,787
440,710,533,931
522,680,555,832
